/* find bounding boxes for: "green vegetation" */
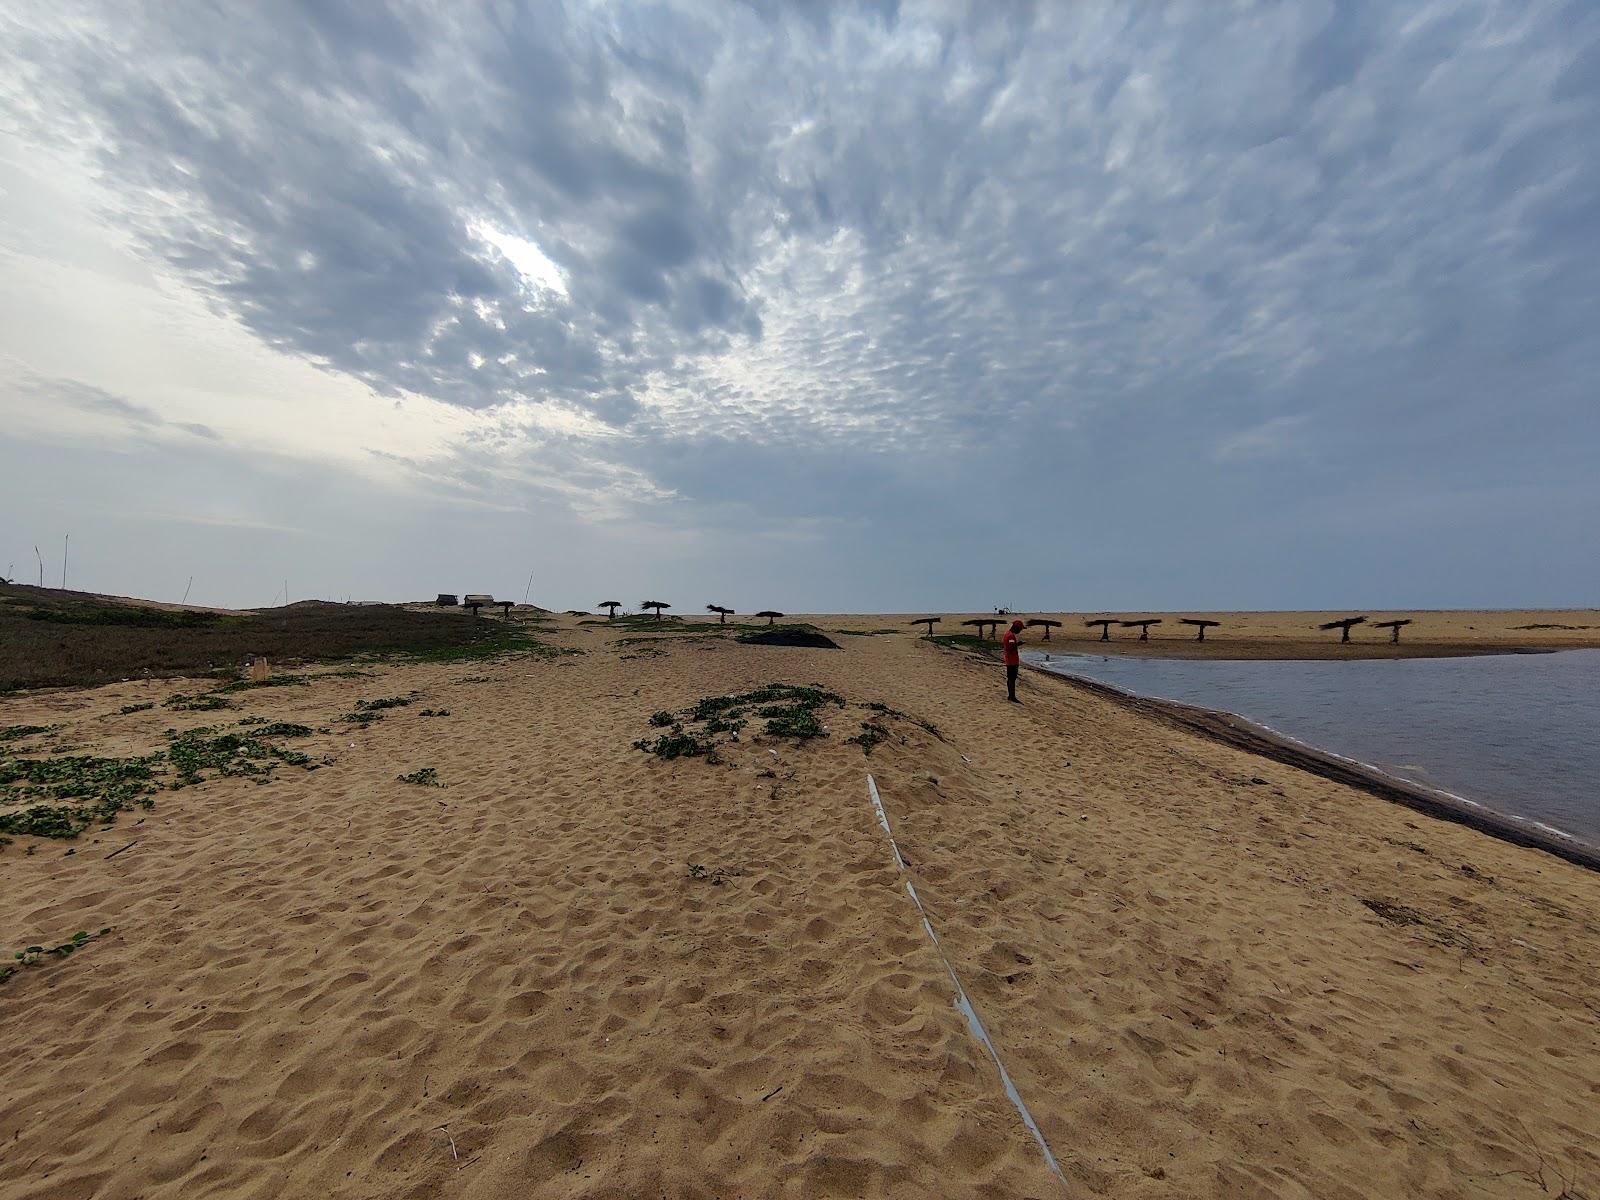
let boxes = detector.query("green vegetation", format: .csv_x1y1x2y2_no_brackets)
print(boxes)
632,731,717,760
214,674,311,693
847,719,890,754
355,695,414,712
118,703,155,714
397,767,441,787
635,681,941,766
164,692,235,712
0,723,321,841
164,727,312,787
0,584,568,691
2,928,112,987
930,633,1000,656
27,605,224,628
253,722,313,738
833,628,901,636
0,751,161,838
419,708,451,717
1,725,51,742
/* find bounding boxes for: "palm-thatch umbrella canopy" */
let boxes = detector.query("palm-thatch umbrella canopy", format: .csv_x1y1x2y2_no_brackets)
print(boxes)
706,604,735,624
911,617,941,638
1121,619,1162,641
598,601,622,619
755,610,784,626
1025,618,1061,640
1179,618,1221,642
641,600,672,620
1372,618,1413,644
1319,616,1367,643
1085,618,1117,641
961,618,1002,639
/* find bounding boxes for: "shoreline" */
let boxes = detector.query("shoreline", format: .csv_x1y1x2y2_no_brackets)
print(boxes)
1025,659,1600,874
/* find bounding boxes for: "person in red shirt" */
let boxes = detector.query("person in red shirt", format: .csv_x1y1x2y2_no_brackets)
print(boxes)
1001,618,1024,703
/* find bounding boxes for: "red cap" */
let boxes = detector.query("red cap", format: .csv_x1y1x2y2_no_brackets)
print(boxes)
1011,618,1025,629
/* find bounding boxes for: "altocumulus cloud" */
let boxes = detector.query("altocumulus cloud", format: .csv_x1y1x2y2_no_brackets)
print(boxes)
2,1,1598,608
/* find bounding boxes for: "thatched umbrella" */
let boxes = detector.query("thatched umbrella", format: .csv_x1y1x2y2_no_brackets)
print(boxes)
911,617,941,639
1319,616,1367,643
755,610,784,626
961,618,1001,639
1179,618,1221,642
1025,618,1061,641
598,601,622,619
1121,619,1162,641
641,600,672,620
1085,618,1117,641
706,604,735,624
1372,618,1413,644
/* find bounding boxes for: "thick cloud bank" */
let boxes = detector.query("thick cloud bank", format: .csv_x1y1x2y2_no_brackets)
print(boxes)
2,2,1597,608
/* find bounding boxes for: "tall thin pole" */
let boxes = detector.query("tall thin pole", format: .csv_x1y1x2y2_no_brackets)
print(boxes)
182,576,193,604
35,545,44,587
63,534,69,589
522,567,535,606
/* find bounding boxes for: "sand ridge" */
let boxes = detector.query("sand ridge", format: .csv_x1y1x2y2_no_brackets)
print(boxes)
2,615,1598,1197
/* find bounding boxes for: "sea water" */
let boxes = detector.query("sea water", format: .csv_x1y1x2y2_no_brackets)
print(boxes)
1025,647,1600,844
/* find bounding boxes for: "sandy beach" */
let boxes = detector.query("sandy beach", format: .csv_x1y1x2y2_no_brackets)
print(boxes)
3,612,1598,1198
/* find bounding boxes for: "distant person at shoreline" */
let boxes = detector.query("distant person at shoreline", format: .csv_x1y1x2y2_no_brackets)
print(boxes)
1002,618,1024,702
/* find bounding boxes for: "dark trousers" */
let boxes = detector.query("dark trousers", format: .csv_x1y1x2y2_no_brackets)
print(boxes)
1006,663,1018,699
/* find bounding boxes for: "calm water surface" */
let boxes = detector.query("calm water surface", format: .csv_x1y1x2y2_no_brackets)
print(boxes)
1025,648,1600,844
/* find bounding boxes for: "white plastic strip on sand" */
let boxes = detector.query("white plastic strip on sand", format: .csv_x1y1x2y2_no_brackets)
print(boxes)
865,774,1066,1186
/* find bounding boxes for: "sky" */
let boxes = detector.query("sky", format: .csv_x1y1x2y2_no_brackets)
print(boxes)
2,1,1597,613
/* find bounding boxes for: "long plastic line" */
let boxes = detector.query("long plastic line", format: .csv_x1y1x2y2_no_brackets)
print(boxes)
865,774,1067,1186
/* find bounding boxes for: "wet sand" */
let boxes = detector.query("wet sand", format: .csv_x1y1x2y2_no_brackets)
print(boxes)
2,614,1598,1198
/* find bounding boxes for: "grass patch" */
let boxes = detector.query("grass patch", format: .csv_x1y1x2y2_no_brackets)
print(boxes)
118,703,155,714
396,767,441,787
419,708,451,717
649,711,676,727
0,583,569,691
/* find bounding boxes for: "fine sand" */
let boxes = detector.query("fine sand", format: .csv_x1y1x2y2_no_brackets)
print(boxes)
3,614,1598,1198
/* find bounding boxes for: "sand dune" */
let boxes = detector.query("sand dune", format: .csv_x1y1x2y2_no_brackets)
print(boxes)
2,616,1597,1197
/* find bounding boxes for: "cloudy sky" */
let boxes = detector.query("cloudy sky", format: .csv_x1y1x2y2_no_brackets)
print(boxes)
2,2,1596,612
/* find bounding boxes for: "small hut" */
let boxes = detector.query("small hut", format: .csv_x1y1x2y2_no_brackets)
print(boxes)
462,593,494,617
436,593,458,607
1179,618,1221,642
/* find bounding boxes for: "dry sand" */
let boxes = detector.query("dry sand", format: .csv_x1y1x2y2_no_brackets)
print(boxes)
2,613,1598,1198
